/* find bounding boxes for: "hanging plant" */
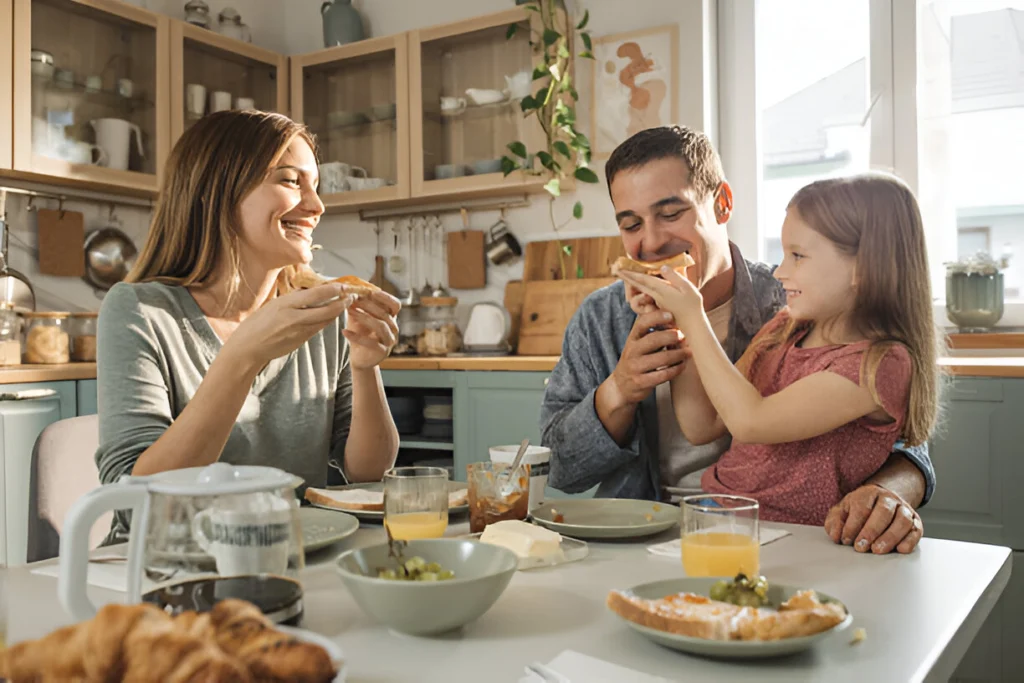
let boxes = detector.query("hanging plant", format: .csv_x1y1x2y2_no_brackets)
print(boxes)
503,0,598,279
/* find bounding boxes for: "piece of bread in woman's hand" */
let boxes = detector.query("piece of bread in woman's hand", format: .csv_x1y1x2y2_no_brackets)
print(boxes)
293,269,380,299
611,252,695,277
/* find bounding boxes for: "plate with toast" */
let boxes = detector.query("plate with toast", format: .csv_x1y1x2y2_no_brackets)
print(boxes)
304,481,470,521
607,576,852,659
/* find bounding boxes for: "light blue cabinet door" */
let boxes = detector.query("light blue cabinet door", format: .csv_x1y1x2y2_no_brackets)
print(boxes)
77,379,98,416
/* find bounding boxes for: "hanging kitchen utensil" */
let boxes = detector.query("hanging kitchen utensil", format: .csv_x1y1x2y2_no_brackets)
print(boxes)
0,191,37,312
368,219,399,296
485,211,522,266
417,216,434,299
83,225,137,291
388,220,405,274
37,207,85,277
430,217,449,298
399,219,419,306
446,208,486,290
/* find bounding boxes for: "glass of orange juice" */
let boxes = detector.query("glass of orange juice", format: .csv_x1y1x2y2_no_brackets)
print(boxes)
680,495,759,577
383,466,450,540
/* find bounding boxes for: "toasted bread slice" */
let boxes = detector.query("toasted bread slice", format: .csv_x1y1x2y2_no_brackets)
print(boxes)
607,589,846,642
612,252,695,277
293,271,380,298
304,488,384,511
448,488,468,508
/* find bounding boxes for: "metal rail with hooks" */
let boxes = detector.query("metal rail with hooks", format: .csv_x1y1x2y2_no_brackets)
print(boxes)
0,183,154,218
357,194,531,221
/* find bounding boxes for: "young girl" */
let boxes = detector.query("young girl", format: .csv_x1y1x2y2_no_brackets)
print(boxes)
618,173,942,525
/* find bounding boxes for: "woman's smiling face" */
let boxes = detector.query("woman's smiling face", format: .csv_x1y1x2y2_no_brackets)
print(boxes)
236,136,324,271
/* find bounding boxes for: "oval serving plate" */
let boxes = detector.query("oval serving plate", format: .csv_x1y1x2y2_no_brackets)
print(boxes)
609,577,853,659
530,499,678,540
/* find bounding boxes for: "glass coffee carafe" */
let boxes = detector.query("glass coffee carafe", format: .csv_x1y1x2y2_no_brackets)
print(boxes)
58,463,306,624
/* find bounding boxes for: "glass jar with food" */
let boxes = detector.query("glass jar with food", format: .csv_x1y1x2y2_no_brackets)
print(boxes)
393,301,422,356
417,296,462,356
69,311,99,362
0,303,21,366
945,254,1004,331
23,312,71,364
466,461,530,533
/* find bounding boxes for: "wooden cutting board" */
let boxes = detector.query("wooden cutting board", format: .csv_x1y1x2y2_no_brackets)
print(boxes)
447,230,486,289
517,278,615,355
503,280,525,351
36,209,85,277
523,236,625,281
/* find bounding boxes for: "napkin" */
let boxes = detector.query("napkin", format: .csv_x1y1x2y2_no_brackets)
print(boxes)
647,526,791,558
518,651,675,683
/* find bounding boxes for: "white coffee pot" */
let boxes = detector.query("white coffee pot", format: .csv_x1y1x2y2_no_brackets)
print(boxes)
89,118,144,171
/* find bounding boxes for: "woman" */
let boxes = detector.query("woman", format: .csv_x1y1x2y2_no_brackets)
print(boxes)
95,111,400,542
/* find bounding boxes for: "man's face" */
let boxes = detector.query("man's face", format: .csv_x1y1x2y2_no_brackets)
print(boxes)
609,157,730,288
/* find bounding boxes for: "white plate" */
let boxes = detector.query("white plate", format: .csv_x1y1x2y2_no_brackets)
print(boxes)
530,499,679,540
308,481,469,521
465,531,589,570
299,507,360,553
609,577,853,659
278,625,348,682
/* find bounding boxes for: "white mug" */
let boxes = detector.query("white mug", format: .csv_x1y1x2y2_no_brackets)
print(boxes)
210,90,232,112
186,83,206,118
117,78,133,98
191,506,292,576
440,96,466,114
235,96,255,110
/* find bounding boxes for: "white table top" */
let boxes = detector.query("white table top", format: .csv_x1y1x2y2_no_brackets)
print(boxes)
2,520,1011,683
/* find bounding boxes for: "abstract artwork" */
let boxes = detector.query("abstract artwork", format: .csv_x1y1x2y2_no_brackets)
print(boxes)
590,25,679,159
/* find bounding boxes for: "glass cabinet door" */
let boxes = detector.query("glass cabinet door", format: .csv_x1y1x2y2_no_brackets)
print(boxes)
293,36,410,208
172,22,287,142
14,0,165,189
1,0,13,169
411,9,542,195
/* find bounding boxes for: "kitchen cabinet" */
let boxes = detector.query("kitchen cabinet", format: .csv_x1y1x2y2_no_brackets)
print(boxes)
11,0,170,195
76,379,97,416
169,21,288,146
0,380,76,566
291,34,412,211
407,7,550,202
0,0,13,170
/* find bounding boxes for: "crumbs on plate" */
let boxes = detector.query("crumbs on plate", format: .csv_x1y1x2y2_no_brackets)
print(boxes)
850,627,866,645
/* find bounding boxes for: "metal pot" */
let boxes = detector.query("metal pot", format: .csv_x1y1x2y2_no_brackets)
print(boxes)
485,219,522,266
83,227,137,291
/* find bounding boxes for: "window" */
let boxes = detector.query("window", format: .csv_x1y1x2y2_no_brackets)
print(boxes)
719,0,1024,324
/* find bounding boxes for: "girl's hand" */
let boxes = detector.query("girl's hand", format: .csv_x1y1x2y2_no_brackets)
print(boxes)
345,290,401,370
624,281,657,315
617,267,705,331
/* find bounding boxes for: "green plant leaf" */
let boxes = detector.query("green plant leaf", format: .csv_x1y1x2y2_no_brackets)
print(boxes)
581,32,592,52
562,244,572,256
572,132,591,150
506,23,518,40
573,200,584,219
543,28,560,46
574,167,599,183
557,42,570,59
553,140,571,158
507,141,528,159
577,10,590,30
522,2,540,11
520,95,537,112
501,156,519,176
537,151,556,170
532,66,547,80
535,85,550,105
576,264,585,279
579,50,595,60
545,178,562,197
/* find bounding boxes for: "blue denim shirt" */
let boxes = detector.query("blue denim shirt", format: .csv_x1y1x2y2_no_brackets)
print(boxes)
540,242,936,504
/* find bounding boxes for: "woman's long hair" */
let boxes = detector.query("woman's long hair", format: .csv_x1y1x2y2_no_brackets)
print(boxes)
738,173,943,445
127,110,318,302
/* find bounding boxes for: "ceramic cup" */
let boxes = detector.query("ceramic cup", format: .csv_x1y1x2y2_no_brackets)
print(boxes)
440,96,466,115
489,445,551,510
210,90,232,112
348,176,386,191
117,78,133,98
186,84,206,118
54,68,75,89
84,75,102,94
191,504,292,576
235,96,255,110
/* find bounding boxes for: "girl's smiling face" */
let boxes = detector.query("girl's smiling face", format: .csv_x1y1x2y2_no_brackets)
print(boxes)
235,136,324,271
773,207,858,324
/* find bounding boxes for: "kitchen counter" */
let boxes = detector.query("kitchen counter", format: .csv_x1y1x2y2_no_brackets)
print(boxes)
0,363,96,385
938,356,1024,378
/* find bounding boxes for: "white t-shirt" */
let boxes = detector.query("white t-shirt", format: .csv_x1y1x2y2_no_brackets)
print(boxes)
657,298,734,495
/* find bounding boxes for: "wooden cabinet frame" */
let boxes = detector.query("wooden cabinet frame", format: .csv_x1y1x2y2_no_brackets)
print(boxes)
0,0,13,170
290,34,411,211
169,20,289,144
10,0,169,195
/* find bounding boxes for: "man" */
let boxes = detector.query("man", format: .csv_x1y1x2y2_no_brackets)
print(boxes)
540,126,934,554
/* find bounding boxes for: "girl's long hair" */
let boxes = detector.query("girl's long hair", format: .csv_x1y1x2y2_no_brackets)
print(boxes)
127,110,318,301
738,173,943,445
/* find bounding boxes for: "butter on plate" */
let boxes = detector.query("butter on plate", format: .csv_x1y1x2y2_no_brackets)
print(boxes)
479,520,566,562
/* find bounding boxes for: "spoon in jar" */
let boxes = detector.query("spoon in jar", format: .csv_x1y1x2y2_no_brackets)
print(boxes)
498,438,530,498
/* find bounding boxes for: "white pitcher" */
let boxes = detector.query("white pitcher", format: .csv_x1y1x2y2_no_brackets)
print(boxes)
89,118,144,171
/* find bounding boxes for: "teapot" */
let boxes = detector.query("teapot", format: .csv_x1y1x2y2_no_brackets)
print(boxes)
59,463,306,623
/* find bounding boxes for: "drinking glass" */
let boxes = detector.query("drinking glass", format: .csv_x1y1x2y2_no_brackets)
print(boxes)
466,461,530,533
383,466,449,540
680,494,760,577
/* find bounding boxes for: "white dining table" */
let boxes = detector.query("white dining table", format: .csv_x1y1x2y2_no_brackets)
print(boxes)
1,519,1011,683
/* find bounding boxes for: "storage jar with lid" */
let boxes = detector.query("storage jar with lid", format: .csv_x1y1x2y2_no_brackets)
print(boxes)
417,297,462,356
0,303,21,366
394,302,422,356
70,312,99,362
23,312,71,364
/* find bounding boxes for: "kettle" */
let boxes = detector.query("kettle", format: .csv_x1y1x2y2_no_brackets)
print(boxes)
463,301,511,350
59,463,306,622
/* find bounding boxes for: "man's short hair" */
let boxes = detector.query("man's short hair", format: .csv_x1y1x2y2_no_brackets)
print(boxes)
605,125,725,200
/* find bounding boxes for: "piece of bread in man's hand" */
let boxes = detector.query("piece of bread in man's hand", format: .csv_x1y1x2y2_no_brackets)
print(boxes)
611,252,695,278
